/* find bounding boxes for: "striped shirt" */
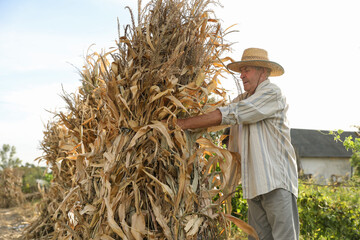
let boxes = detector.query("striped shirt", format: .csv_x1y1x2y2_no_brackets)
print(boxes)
218,80,298,199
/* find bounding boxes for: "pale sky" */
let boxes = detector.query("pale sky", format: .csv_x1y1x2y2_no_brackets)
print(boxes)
1,0,359,165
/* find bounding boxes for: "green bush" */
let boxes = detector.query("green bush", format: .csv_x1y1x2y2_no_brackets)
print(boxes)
231,184,248,222
18,163,53,193
298,179,360,239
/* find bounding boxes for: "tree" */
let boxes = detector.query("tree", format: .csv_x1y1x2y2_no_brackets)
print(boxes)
343,134,360,176
331,127,360,177
0,144,22,170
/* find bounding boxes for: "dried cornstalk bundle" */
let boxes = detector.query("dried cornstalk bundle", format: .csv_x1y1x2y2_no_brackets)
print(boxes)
24,0,258,239
0,168,25,208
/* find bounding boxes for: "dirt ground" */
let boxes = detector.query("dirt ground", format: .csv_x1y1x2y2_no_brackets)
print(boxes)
0,203,38,240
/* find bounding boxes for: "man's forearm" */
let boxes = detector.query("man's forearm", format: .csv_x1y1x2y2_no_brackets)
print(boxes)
177,109,222,130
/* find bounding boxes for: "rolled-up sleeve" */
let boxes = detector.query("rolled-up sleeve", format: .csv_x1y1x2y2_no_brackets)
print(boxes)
219,85,283,125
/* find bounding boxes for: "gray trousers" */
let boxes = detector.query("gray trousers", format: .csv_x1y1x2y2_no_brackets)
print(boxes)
247,188,299,240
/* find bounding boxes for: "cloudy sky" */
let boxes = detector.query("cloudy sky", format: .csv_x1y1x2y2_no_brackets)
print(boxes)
1,0,359,165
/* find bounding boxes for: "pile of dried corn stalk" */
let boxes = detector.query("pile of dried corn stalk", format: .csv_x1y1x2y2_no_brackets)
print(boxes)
24,0,258,239
0,168,25,208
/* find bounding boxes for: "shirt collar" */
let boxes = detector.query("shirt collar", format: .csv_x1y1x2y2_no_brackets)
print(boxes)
244,79,270,99
256,79,270,91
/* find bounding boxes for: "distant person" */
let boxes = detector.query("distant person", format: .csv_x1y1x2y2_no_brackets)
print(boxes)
177,48,299,240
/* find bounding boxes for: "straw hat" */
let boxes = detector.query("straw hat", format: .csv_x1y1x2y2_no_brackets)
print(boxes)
227,48,284,76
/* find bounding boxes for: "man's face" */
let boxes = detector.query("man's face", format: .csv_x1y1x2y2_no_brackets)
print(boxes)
239,66,264,95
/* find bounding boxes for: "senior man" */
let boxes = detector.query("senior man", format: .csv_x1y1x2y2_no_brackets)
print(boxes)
177,48,299,240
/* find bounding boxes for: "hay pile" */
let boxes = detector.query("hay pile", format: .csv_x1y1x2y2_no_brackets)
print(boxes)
24,0,258,239
0,168,25,208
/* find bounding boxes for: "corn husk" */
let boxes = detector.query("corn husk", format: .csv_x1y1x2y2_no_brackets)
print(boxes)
23,0,258,239
0,168,25,208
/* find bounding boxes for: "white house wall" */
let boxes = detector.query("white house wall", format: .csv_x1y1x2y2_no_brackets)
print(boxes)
300,157,352,184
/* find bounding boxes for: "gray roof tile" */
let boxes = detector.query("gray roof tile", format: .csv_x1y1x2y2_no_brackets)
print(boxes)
290,128,358,158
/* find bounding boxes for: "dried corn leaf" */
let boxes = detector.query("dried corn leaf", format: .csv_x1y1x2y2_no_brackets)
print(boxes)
131,212,146,240
224,214,259,240
23,0,247,239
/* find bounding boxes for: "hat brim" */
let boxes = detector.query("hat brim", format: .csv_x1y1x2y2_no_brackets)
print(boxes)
227,60,284,76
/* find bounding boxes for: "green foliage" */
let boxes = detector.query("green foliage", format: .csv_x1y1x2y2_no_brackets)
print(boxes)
344,135,360,176
231,185,248,222
44,171,54,183
298,179,360,239
330,128,360,176
18,163,52,193
0,144,22,169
